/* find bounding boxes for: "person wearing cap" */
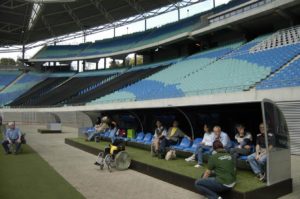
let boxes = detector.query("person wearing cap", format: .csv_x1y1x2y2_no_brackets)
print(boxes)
247,123,275,182
230,124,252,166
195,140,236,199
2,121,22,154
0,116,6,138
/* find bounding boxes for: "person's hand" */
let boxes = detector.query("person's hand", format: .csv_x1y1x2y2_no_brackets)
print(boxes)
255,155,260,160
244,145,251,150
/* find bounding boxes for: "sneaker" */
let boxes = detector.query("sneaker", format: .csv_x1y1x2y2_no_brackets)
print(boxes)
185,155,195,162
258,173,265,181
5,151,11,155
94,162,101,166
194,164,202,168
217,196,223,199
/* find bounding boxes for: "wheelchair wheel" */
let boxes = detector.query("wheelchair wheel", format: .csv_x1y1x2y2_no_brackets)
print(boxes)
115,151,131,170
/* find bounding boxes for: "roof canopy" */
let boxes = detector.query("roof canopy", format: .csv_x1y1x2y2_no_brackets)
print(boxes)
0,0,181,46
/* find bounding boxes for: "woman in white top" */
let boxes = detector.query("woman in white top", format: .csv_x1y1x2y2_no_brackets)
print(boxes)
151,120,167,156
185,124,214,168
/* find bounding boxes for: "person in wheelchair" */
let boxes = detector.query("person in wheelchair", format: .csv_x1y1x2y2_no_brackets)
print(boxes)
94,138,125,166
2,122,22,155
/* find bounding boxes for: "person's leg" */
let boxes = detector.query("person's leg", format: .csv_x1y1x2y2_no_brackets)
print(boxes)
2,140,10,153
247,153,262,175
196,145,204,165
15,141,22,154
195,177,230,199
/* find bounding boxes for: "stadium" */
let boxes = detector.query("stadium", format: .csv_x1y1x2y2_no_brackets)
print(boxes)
0,0,300,198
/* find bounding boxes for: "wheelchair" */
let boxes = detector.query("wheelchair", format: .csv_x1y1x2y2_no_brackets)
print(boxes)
94,139,131,172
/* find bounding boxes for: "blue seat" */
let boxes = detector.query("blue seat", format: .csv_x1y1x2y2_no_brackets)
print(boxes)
138,132,152,143
144,136,154,145
183,138,203,153
171,137,192,150
131,132,145,142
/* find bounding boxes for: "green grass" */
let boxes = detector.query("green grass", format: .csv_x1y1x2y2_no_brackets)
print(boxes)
0,136,85,199
69,137,266,193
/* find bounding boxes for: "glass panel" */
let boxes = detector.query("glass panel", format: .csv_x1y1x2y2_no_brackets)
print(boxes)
262,99,291,186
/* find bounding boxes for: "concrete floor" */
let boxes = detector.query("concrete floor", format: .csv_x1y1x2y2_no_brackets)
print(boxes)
22,125,299,199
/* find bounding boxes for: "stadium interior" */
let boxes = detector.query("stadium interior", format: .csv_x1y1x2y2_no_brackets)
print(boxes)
1,0,300,198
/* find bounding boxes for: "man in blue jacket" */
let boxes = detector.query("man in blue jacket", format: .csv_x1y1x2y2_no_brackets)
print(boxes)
2,122,22,155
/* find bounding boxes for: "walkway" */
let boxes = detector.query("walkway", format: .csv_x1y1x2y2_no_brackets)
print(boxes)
23,126,202,199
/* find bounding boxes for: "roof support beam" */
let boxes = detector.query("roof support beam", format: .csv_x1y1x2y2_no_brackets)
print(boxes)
62,3,84,31
89,0,116,24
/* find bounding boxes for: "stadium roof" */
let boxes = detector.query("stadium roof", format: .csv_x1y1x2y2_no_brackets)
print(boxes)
0,0,186,46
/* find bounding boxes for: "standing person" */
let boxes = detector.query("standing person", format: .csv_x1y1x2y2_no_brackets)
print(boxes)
185,124,214,168
2,122,22,155
195,140,236,199
230,124,252,165
0,116,6,138
151,120,167,156
247,123,275,181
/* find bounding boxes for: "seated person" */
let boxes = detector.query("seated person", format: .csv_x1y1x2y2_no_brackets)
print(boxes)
95,138,125,166
230,124,252,165
213,125,231,151
247,123,275,182
85,116,110,141
108,121,119,143
185,124,214,168
2,122,22,155
151,120,167,156
0,116,6,138
195,140,236,199
159,120,191,155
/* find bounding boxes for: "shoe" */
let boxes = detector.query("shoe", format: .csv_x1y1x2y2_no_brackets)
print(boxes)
5,151,11,155
194,164,202,168
217,196,223,199
258,173,265,181
94,162,100,166
185,155,195,162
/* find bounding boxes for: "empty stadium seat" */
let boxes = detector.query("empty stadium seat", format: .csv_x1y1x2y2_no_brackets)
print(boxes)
138,133,152,144
170,137,192,150
130,132,145,142
183,138,203,153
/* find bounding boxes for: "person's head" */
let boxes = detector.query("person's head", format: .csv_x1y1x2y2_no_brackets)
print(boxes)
156,120,162,128
111,121,117,128
8,121,15,129
203,124,211,133
213,140,223,151
101,116,110,123
259,123,268,134
213,125,222,137
172,120,179,127
236,124,245,136
96,117,101,122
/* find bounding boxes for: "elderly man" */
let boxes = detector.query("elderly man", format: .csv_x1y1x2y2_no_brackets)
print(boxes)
2,121,22,155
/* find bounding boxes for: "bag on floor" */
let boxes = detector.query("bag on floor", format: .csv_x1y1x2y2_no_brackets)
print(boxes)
165,149,176,160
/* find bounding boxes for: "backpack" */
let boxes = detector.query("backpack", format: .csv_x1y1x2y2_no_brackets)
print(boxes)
165,149,176,160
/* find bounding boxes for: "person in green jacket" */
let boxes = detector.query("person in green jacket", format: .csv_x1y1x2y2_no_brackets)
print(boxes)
195,140,236,199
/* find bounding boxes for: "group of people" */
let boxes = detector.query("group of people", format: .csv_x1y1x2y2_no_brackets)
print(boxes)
85,116,119,142
0,116,23,155
150,120,275,199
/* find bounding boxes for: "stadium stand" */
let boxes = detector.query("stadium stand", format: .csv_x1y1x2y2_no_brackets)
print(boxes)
0,70,22,90
0,72,47,106
10,72,75,106
32,0,252,61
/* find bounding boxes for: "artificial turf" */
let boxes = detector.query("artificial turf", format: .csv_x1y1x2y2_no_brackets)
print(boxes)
0,136,85,199
68,137,266,193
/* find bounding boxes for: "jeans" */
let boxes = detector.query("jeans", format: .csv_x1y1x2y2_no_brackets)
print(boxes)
2,139,21,153
159,138,177,153
195,145,213,165
247,152,267,175
195,177,231,199
230,147,250,166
